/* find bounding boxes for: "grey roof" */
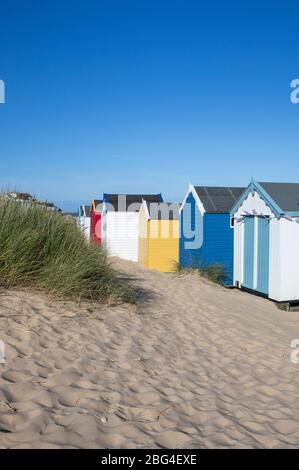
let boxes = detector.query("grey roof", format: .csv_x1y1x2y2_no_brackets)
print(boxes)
145,202,180,220
259,182,299,212
194,186,244,213
79,205,90,217
93,199,103,212
104,193,162,212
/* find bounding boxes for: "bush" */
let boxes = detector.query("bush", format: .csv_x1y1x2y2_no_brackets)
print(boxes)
0,198,132,302
174,261,195,274
176,261,228,285
198,263,228,285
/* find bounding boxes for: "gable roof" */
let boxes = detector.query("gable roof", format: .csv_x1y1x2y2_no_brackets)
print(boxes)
193,186,244,213
230,181,299,217
94,199,102,206
91,199,103,212
145,202,180,220
104,193,163,212
84,205,91,217
79,205,91,217
259,182,299,213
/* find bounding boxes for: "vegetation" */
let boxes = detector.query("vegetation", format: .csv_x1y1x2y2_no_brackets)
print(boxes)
0,198,132,303
175,261,195,274
176,261,228,285
198,263,228,285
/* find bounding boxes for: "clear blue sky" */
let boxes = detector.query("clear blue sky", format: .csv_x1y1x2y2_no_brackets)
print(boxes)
0,1,299,211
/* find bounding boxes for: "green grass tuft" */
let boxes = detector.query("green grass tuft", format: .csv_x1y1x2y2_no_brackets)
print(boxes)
176,261,228,285
174,261,195,274
0,198,133,303
198,263,228,285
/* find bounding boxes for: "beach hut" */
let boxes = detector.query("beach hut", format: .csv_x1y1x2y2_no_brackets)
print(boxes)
102,193,163,262
231,181,299,304
90,199,103,245
179,184,244,285
138,201,180,272
78,205,91,240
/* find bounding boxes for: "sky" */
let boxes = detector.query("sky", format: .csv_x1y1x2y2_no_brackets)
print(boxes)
1,0,299,212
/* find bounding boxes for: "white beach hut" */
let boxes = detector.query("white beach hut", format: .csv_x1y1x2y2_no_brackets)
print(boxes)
231,181,299,305
78,205,91,241
101,193,163,262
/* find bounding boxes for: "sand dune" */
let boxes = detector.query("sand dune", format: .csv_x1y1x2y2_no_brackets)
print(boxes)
1,259,299,448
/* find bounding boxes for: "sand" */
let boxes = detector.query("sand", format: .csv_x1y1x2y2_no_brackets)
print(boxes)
1,258,299,448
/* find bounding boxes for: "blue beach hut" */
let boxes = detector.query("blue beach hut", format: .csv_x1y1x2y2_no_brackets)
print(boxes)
179,184,244,284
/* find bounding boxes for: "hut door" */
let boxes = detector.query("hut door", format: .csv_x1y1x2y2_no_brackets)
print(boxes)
256,217,270,295
243,217,255,290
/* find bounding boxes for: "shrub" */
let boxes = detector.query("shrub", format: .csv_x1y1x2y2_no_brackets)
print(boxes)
0,198,132,302
198,263,228,285
176,261,228,285
174,261,195,274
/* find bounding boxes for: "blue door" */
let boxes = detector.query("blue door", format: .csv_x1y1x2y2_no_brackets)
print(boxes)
256,217,270,295
243,217,255,290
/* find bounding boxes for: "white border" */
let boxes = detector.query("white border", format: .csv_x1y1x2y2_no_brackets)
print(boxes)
179,184,206,215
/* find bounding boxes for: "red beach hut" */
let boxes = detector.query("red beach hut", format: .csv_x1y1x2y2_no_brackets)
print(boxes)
90,199,103,245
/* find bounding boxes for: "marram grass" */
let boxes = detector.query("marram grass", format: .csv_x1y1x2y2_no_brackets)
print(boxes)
175,260,228,285
0,198,132,303
197,263,228,285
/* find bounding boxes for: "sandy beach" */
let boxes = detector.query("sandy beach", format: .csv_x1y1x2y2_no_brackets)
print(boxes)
0,258,299,448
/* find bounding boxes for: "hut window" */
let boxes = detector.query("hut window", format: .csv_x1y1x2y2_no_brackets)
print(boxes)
230,218,235,228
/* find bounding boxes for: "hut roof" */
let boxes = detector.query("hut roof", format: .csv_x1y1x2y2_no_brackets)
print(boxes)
194,186,244,213
79,205,90,217
104,194,162,212
94,199,103,212
84,205,91,217
259,182,299,213
145,202,180,220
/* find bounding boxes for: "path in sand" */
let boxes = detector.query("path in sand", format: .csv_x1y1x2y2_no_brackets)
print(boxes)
0,258,299,448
